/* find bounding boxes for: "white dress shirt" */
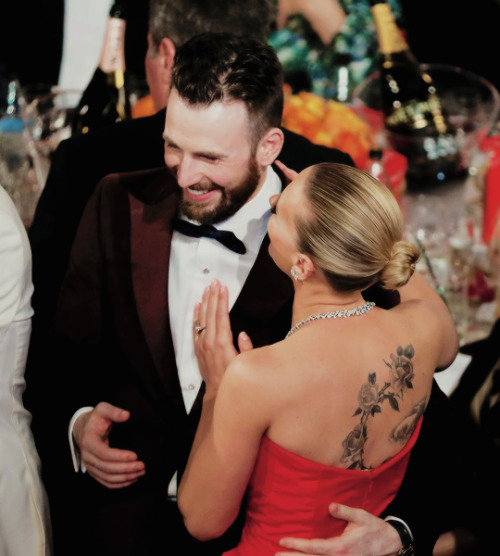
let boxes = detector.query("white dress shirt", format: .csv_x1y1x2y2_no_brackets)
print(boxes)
169,166,281,412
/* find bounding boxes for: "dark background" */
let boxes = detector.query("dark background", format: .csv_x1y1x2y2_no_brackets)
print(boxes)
1,0,499,107
0,0,148,93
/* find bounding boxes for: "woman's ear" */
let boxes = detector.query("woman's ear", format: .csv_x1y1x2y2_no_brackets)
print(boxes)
256,127,285,167
292,254,315,282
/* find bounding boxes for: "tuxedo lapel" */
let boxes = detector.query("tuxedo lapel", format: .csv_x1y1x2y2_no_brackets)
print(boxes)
230,235,294,347
128,167,293,411
231,169,293,348
128,169,185,404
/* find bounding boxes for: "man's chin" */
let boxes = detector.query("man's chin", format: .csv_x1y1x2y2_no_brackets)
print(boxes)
180,199,219,224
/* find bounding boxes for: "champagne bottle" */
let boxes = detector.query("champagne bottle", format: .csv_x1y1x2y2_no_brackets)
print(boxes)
71,2,131,135
369,0,460,187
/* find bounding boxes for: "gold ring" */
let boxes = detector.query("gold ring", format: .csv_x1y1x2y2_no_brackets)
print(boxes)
195,325,206,335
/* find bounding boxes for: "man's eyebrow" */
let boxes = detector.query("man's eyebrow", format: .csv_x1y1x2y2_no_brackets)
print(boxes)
193,149,226,160
163,134,177,146
163,135,226,160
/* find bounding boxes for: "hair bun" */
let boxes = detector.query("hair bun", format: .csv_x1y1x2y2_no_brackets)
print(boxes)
380,240,421,290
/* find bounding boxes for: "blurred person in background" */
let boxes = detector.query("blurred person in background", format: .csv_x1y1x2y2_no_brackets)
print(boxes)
268,0,402,99
0,184,52,556
269,0,500,100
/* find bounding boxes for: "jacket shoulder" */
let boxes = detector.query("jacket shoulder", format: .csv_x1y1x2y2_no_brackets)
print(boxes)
97,166,177,206
280,127,355,171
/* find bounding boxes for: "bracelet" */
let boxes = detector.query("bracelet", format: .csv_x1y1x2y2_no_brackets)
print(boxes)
384,516,415,556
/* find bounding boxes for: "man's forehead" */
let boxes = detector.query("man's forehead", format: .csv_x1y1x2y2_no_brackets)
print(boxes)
166,89,250,123
164,91,253,151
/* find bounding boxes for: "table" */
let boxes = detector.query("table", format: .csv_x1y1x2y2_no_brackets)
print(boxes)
402,175,499,346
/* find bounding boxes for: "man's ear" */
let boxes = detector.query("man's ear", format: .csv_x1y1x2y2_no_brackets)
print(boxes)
158,37,176,82
256,127,285,167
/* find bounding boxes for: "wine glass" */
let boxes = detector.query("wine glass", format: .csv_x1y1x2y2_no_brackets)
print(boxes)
25,88,82,189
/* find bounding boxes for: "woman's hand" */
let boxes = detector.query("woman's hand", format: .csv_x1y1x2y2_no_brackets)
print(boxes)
193,280,253,396
275,160,299,184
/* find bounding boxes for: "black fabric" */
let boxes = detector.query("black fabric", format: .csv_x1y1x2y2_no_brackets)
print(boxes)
172,218,246,254
446,319,500,552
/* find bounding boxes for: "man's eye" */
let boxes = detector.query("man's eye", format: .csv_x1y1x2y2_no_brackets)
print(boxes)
201,155,219,162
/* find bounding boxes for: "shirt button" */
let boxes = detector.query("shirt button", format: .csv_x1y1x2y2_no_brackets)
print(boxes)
202,268,210,274
188,383,196,390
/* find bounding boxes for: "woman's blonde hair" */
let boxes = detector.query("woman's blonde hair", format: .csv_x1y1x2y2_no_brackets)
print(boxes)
296,163,420,292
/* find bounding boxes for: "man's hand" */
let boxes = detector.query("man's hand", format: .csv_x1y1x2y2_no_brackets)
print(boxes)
73,402,146,489
277,503,401,556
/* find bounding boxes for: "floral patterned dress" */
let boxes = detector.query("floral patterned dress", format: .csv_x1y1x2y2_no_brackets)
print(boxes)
268,0,402,100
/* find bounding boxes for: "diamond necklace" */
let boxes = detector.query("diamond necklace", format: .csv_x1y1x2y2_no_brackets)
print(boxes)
286,301,376,338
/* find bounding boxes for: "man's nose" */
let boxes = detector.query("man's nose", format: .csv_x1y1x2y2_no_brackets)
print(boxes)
176,157,203,189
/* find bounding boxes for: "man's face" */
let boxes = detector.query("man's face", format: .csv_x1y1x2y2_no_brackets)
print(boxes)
164,89,264,225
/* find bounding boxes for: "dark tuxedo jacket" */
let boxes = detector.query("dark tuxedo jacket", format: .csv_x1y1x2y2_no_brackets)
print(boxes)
48,167,295,555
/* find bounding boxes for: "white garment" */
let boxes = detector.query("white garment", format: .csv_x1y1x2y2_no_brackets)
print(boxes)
169,165,282,412
58,0,113,91
0,186,52,556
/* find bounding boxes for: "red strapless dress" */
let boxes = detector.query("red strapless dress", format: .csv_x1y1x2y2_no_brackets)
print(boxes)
223,417,422,556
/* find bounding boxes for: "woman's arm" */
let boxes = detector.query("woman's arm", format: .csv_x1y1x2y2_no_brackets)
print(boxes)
398,272,459,368
178,281,269,540
178,354,271,540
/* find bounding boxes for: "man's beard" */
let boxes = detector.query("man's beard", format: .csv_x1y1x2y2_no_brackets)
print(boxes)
177,156,262,225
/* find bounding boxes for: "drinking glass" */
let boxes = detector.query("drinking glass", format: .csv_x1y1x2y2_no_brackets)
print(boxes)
25,88,81,188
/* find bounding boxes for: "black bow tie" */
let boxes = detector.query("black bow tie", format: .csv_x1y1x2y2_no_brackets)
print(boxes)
172,218,246,254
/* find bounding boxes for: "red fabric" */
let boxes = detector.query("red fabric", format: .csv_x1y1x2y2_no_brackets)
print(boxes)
224,418,423,556
383,149,408,204
480,134,500,244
